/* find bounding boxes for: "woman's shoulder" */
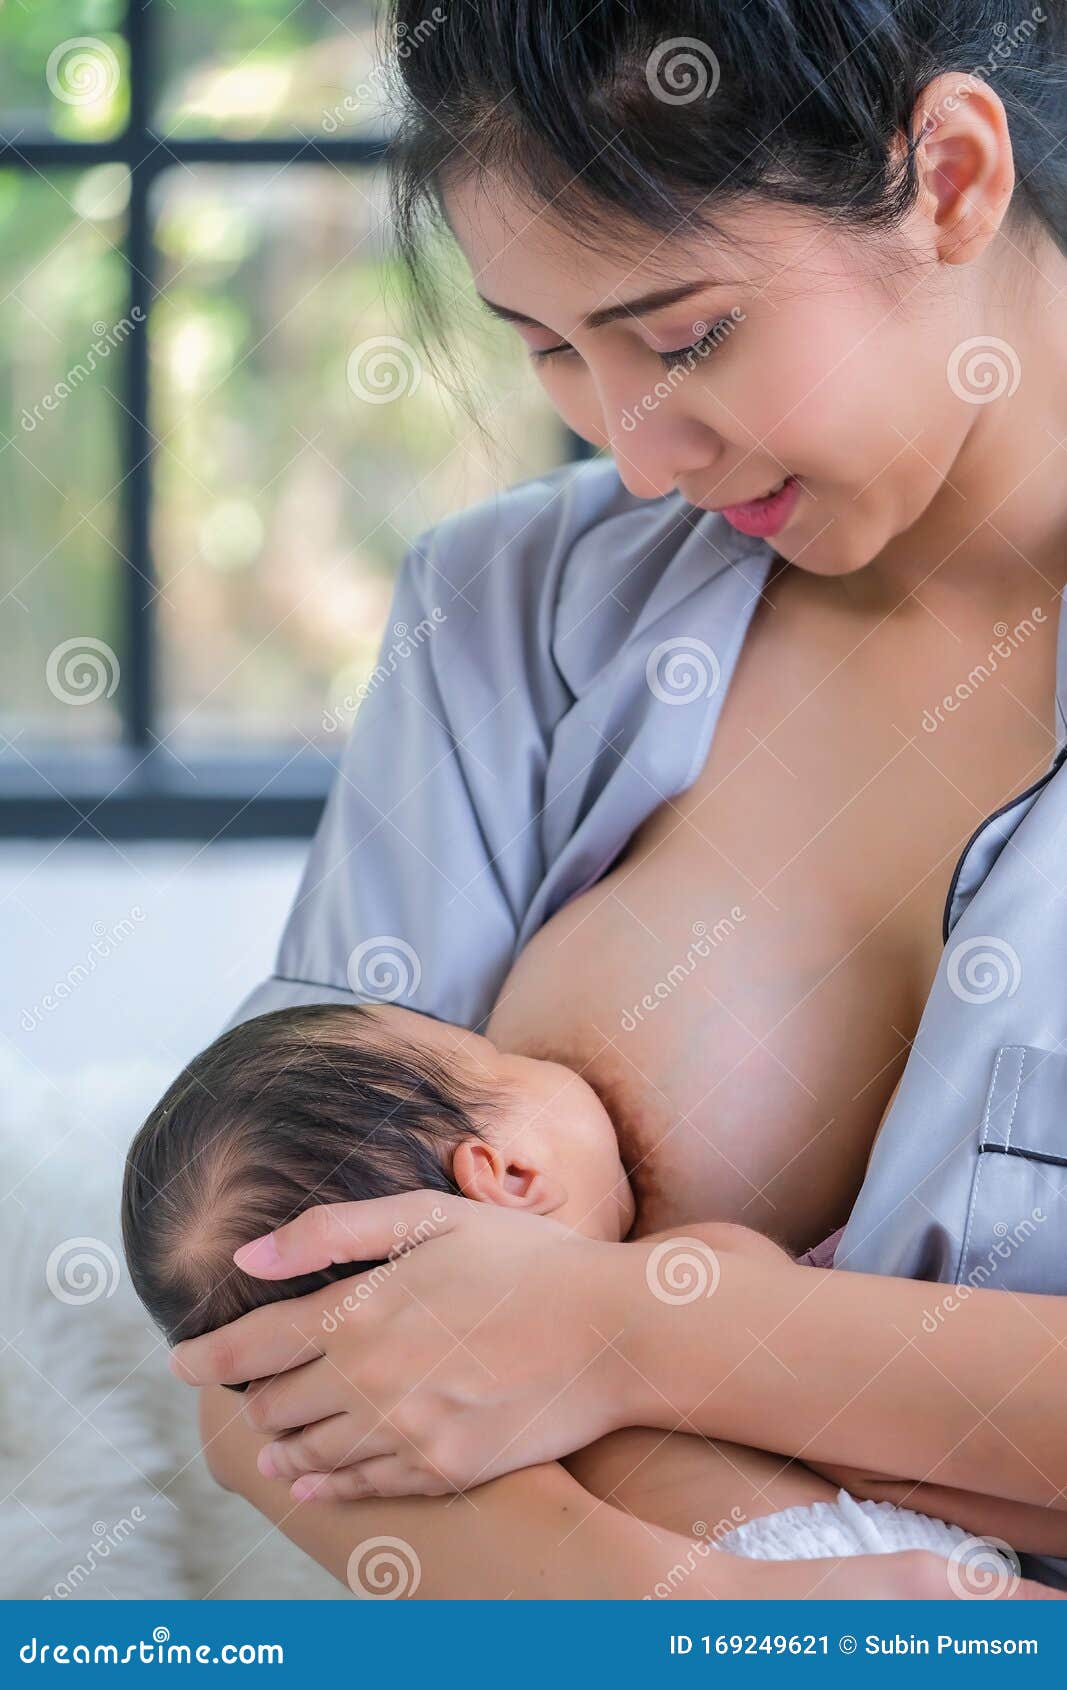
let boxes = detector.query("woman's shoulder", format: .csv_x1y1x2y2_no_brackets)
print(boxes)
410,455,641,586
406,456,772,678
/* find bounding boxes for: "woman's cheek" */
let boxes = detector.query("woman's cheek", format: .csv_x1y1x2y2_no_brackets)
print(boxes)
534,362,609,450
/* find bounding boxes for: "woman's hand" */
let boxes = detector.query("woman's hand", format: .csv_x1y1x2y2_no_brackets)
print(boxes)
170,1191,646,1502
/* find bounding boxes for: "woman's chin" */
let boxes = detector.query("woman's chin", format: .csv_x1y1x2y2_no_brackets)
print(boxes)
773,527,884,579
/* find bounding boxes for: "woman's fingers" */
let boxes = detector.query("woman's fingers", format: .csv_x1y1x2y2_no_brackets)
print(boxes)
257,1416,397,1480
169,1194,464,1385
231,1190,464,1280
287,1457,453,1504
179,1202,622,1494
241,1357,349,1437
169,1304,327,1387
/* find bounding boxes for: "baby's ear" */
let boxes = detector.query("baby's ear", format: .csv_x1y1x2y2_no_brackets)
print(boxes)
451,1140,566,1216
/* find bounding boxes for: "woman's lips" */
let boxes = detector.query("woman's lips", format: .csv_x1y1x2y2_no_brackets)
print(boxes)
718,474,802,539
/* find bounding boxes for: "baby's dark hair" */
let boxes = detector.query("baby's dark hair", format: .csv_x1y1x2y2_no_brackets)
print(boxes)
121,1003,495,1366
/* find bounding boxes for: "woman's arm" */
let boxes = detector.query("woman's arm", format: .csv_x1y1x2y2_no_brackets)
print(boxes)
173,1196,1067,1511
624,1246,1067,1510
198,1386,701,1600
198,1386,983,1601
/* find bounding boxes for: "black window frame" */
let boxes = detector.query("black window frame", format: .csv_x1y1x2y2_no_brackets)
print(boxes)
1,0,586,841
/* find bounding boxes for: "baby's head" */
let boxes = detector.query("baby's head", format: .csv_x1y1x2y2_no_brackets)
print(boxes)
122,1001,634,1354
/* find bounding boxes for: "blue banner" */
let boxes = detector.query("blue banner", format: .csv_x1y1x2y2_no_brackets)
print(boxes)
4,1600,1065,1685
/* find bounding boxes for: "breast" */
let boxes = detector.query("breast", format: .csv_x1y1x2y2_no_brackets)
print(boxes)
490,814,927,1251
487,568,1059,1252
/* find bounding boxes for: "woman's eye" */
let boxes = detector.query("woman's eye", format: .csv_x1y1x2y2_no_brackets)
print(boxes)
528,315,736,370
657,317,735,369
529,343,577,365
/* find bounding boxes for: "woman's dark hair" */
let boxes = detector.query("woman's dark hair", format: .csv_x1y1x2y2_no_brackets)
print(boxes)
121,1003,494,1369
385,1,1066,370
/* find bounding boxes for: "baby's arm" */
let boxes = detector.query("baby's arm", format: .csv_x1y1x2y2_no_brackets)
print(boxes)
568,1429,1067,1558
564,1222,843,1535
806,1463,1067,1557
565,1427,839,1540
583,1220,1067,1556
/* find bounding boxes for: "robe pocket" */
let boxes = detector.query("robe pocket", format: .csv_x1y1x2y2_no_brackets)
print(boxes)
957,1044,1067,1293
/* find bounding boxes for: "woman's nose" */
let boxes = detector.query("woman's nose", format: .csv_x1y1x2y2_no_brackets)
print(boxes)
597,368,721,500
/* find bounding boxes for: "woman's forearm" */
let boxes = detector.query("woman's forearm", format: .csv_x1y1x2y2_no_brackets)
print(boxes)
623,1235,1067,1507
198,1384,733,1600
199,1385,1008,1603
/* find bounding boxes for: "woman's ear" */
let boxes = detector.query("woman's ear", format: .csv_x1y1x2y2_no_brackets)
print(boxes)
910,72,1016,265
452,1139,567,1216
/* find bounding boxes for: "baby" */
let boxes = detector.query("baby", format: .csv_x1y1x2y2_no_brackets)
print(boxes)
122,1000,635,1351
122,998,1033,1577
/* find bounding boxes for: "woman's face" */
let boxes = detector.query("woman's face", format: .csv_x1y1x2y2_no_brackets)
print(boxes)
442,173,994,578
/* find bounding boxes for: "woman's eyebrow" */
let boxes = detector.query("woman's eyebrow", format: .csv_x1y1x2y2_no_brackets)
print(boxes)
477,278,721,333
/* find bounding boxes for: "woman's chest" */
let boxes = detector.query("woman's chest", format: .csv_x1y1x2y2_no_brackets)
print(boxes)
491,577,1060,1251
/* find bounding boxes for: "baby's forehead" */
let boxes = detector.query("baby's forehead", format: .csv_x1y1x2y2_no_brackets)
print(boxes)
353,1001,497,1072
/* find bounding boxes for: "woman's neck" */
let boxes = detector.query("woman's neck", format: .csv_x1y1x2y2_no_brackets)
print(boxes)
857,224,1067,615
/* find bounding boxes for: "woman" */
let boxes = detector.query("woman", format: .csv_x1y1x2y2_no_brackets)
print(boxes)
174,2,1067,1597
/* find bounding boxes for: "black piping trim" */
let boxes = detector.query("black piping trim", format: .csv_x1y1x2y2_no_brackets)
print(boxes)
941,741,1067,944
979,1142,1067,1171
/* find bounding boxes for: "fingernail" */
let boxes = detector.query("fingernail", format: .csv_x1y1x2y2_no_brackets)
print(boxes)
233,1233,281,1272
257,1446,277,1478
292,1476,319,1501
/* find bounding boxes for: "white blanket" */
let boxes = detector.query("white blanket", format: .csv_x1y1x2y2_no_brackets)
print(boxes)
0,1048,345,1601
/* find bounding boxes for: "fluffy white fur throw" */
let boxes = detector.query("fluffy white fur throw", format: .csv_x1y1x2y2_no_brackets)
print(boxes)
0,1049,345,1601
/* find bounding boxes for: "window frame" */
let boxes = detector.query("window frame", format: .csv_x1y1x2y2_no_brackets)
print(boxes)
1,0,585,840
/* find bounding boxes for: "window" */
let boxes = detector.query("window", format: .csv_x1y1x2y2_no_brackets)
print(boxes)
0,1,580,838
